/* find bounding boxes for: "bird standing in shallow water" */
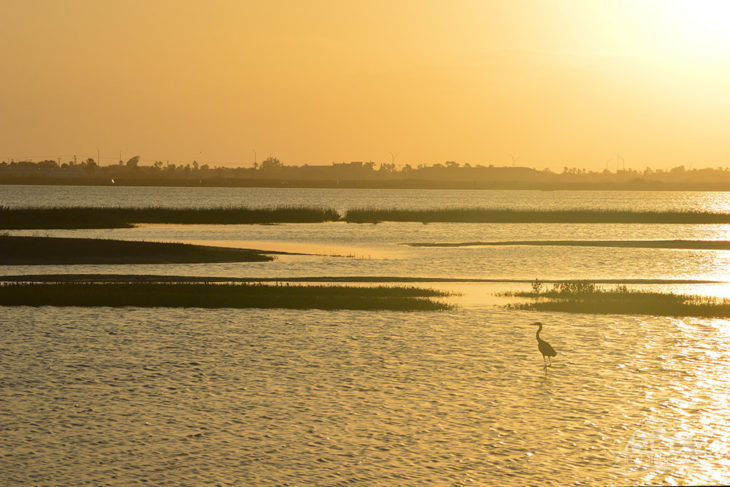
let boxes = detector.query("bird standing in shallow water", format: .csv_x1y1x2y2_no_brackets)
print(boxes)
531,322,557,369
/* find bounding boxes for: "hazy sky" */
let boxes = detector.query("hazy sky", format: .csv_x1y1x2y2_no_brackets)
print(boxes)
3,0,730,169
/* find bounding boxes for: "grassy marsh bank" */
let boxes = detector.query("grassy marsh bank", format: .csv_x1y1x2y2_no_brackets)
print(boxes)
0,206,340,229
507,280,730,317
405,240,730,250
345,208,730,224
0,274,722,284
0,282,451,310
0,236,278,265
8,206,730,229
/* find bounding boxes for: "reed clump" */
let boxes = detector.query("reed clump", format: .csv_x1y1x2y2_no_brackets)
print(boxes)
0,282,451,311
344,207,730,224
0,206,341,229
508,279,730,317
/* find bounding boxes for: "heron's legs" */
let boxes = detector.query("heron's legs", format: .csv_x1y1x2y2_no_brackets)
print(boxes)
542,355,552,368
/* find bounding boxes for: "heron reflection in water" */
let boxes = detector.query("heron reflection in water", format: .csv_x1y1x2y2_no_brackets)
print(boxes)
531,322,557,369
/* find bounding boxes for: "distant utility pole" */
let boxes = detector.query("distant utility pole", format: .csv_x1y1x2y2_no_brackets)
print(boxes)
97,148,101,165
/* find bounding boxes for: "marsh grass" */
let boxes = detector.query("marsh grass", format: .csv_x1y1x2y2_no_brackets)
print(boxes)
0,282,451,310
345,207,730,224
405,240,730,249
0,206,340,229
0,274,721,284
7,206,730,228
0,235,274,264
507,280,730,317
7,206,730,229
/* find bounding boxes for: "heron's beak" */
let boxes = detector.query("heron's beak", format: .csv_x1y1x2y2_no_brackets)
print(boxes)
530,322,542,326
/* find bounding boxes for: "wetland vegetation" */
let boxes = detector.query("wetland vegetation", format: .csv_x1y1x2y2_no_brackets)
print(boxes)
0,236,278,265
405,240,730,250
0,282,451,310
6,205,730,228
0,206,339,229
0,274,719,284
507,280,730,318
345,208,730,224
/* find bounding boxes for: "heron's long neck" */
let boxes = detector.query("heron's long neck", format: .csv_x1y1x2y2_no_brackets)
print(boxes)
535,324,542,341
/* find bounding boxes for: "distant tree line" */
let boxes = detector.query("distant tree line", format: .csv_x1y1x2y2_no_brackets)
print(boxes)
4,156,730,189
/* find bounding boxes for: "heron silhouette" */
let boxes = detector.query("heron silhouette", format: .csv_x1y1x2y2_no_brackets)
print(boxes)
531,322,557,369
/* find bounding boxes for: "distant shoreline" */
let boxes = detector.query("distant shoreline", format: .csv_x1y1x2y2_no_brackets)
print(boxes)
3,177,730,191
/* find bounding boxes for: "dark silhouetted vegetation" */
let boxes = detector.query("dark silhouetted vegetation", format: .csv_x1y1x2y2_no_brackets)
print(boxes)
6,157,730,190
0,206,340,229
7,205,730,229
507,280,730,317
0,274,721,285
345,208,730,224
405,239,730,249
0,282,451,310
0,236,277,265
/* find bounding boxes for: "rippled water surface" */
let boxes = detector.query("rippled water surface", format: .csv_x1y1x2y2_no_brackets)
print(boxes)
3,186,730,485
5,184,730,212
7,221,730,283
3,307,730,485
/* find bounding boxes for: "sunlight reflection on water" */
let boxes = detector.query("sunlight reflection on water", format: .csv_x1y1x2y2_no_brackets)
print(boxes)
4,187,730,484
2,307,729,485
4,185,730,214
7,222,730,283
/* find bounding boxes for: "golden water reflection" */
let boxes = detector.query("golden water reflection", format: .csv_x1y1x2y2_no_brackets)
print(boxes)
3,307,729,484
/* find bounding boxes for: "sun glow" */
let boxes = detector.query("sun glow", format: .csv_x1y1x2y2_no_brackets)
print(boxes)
646,0,730,58
5,1,730,167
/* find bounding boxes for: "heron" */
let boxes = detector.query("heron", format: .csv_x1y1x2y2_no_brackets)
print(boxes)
531,322,557,369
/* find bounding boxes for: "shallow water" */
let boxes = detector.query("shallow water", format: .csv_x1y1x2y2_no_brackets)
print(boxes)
2,307,729,485
5,184,730,212
3,186,730,485
6,221,730,283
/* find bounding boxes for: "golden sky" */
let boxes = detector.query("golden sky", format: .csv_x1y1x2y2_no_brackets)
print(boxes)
3,0,730,169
